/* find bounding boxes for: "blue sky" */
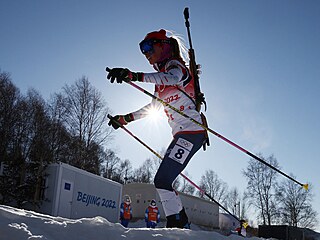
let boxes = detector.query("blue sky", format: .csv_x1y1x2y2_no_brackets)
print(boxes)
1,0,320,229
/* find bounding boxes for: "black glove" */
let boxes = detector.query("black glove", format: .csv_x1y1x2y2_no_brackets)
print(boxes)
106,67,143,83
108,114,134,130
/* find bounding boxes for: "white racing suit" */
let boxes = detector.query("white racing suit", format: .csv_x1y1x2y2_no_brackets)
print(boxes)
131,58,207,224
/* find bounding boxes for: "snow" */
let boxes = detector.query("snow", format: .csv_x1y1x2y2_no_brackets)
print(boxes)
0,205,264,240
2,205,320,240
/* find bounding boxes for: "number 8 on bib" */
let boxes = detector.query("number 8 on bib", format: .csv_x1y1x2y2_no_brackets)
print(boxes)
168,138,194,165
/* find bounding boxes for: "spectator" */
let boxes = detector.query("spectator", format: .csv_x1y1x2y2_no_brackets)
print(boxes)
145,199,160,228
120,195,132,227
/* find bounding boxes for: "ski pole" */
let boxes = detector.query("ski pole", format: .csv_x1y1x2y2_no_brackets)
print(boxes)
125,81,308,190
107,114,242,224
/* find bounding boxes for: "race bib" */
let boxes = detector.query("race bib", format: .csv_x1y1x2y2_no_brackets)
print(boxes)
168,138,194,164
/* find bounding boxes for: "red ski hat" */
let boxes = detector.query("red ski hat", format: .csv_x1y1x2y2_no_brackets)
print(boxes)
139,29,171,54
143,29,169,40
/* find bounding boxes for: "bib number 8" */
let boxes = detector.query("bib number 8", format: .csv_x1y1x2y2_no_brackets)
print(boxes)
174,148,185,159
169,145,189,165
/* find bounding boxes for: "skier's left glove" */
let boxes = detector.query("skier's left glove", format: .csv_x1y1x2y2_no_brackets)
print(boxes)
108,113,134,130
106,67,143,83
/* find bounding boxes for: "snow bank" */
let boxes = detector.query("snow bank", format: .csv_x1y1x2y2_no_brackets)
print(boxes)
0,205,266,240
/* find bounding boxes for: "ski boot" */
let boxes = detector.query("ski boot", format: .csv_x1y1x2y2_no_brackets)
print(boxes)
166,208,190,229
179,208,190,229
166,213,181,228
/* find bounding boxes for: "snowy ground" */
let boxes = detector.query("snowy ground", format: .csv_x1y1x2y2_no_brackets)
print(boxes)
0,205,263,240
1,205,320,240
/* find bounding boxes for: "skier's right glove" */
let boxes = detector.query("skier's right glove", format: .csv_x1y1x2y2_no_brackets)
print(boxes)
108,114,134,130
106,67,143,83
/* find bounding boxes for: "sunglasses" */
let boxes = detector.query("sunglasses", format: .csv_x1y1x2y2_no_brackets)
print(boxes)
139,39,171,54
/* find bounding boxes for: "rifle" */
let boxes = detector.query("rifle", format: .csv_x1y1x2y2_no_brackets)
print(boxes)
184,7,207,112
184,7,210,150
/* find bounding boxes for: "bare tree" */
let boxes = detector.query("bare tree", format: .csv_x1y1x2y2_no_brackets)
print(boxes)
276,178,318,229
0,84,53,207
102,149,121,179
130,148,167,184
60,77,112,173
0,72,114,208
226,187,249,221
132,158,155,184
0,71,22,204
47,93,73,163
198,169,229,205
228,187,241,217
243,154,279,225
117,159,133,184
175,171,195,195
0,71,20,162
8,90,46,207
26,89,55,207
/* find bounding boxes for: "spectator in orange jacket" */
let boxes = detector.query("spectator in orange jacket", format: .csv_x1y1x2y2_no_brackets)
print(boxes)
145,199,160,228
120,195,132,227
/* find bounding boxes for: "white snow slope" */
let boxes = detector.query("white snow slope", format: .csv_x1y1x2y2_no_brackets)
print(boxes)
0,205,265,240
1,205,320,240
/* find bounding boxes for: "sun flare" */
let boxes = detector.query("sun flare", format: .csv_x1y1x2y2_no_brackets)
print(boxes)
147,106,162,122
